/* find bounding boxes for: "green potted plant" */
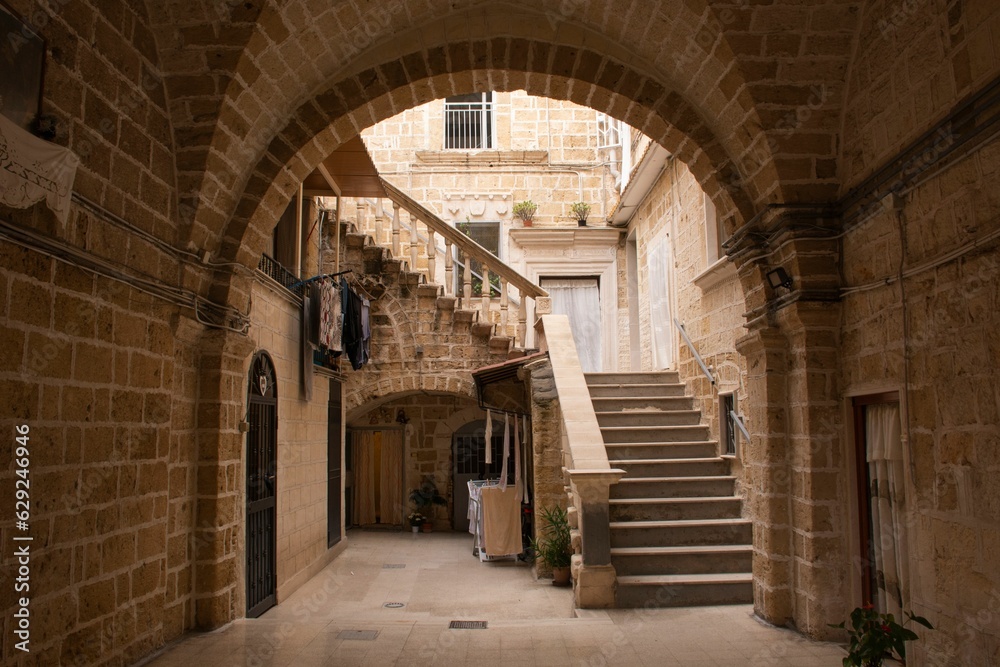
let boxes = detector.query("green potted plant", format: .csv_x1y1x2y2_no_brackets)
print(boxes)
831,604,933,667
530,506,572,586
512,200,538,227
570,201,591,226
408,477,447,532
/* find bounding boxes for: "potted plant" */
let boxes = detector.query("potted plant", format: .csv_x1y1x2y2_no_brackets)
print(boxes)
512,200,538,227
570,201,591,226
530,506,572,586
831,604,933,667
406,512,426,534
408,477,447,532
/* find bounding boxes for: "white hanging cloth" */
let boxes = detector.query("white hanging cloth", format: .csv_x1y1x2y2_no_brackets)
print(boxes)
866,403,908,618
484,410,493,464
0,113,79,225
513,415,522,502
499,413,510,490
521,417,531,504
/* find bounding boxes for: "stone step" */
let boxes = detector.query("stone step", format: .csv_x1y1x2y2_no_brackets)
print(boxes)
435,295,457,311
605,441,719,460
454,309,478,323
600,424,711,443
611,545,752,576
609,518,752,548
586,371,681,385
609,458,730,477
590,396,694,412
416,283,441,299
488,336,512,354
596,409,702,428
615,573,753,607
587,383,688,398
611,476,736,499
471,321,494,338
609,496,743,522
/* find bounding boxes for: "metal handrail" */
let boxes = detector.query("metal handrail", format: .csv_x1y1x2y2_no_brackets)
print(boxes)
380,178,548,299
674,319,715,385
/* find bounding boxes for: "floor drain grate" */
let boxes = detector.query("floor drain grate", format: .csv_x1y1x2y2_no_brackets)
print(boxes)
449,620,488,630
382,564,406,569
337,630,379,641
383,602,405,609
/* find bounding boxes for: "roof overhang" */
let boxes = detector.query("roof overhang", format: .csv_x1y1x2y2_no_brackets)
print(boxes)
609,143,671,226
303,136,387,199
471,351,549,415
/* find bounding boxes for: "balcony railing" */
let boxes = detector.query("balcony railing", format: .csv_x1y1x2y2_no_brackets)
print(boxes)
257,254,303,297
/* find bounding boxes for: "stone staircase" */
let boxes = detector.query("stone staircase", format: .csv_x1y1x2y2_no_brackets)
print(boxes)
585,371,753,607
338,222,519,361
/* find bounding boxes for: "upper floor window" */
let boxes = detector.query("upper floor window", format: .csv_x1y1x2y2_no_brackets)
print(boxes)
704,192,724,264
444,93,494,149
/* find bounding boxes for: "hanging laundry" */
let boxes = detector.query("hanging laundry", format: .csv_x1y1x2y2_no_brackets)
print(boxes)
341,277,366,370
320,278,342,352
484,410,493,465
360,295,371,365
499,413,510,490
513,415,522,502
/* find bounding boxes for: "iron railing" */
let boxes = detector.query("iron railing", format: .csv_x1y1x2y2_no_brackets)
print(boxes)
674,318,715,385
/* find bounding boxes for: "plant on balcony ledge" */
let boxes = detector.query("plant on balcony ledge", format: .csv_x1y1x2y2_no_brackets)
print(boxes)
512,200,537,227
570,201,591,226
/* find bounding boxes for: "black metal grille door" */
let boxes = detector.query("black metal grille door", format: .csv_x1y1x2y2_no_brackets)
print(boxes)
328,379,343,548
247,353,277,618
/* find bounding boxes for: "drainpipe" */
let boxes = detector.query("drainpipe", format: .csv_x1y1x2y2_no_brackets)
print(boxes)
294,183,304,278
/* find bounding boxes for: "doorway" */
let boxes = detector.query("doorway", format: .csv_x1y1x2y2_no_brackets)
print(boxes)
349,427,404,527
852,392,907,616
540,276,602,372
327,379,343,547
452,420,513,532
246,352,277,618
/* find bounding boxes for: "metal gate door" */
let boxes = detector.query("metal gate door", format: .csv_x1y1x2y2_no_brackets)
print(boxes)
328,379,343,547
246,352,277,618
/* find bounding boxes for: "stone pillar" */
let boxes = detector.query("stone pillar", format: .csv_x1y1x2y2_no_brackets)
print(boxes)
730,208,847,637
570,470,624,608
193,328,255,628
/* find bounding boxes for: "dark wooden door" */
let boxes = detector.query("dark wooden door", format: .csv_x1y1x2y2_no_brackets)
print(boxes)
246,353,277,618
328,379,343,547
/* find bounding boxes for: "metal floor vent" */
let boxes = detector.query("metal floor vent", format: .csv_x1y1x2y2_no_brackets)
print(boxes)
337,630,379,641
449,621,488,630
382,563,406,569
383,602,405,609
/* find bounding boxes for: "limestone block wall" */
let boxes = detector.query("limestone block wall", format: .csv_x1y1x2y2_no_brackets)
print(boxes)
0,0,204,663
622,159,748,458
247,282,333,599
0,242,203,664
836,1,1000,662
361,92,618,234
347,396,485,530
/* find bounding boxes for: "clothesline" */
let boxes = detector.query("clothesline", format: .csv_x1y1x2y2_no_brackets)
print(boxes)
291,269,352,290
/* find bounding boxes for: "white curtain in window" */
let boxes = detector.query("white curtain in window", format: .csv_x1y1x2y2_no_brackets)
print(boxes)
647,234,673,369
866,403,908,618
543,278,601,372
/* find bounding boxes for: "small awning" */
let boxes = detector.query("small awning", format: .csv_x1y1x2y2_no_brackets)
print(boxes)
471,352,548,415
303,136,387,198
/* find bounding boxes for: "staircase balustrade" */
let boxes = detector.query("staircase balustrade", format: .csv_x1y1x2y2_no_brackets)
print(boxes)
535,314,625,608
350,180,547,349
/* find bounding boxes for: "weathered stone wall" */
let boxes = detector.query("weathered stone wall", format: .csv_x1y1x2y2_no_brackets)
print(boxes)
0,242,204,664
361,91,618,232
247,282,333,597
835,1,1000,662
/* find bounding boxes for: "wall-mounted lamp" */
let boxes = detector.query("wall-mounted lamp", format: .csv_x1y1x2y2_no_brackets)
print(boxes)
766,267,794,290
396,408,410,425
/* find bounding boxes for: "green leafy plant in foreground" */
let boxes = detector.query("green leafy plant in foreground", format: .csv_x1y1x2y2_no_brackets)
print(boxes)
831,604,933,667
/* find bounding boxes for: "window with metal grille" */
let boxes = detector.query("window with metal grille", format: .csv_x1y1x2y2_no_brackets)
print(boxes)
444,93,494,149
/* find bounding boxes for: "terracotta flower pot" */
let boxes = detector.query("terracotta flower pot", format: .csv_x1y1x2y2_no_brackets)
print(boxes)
551,566,571,587
421,522,433,533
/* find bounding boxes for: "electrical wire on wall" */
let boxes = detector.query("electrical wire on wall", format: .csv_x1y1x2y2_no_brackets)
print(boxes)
0,217,250,335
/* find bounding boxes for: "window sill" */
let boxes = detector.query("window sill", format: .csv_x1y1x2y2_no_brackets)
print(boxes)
692,257,737,291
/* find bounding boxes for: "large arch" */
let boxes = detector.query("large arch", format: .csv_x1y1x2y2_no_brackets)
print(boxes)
137,0,859,262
